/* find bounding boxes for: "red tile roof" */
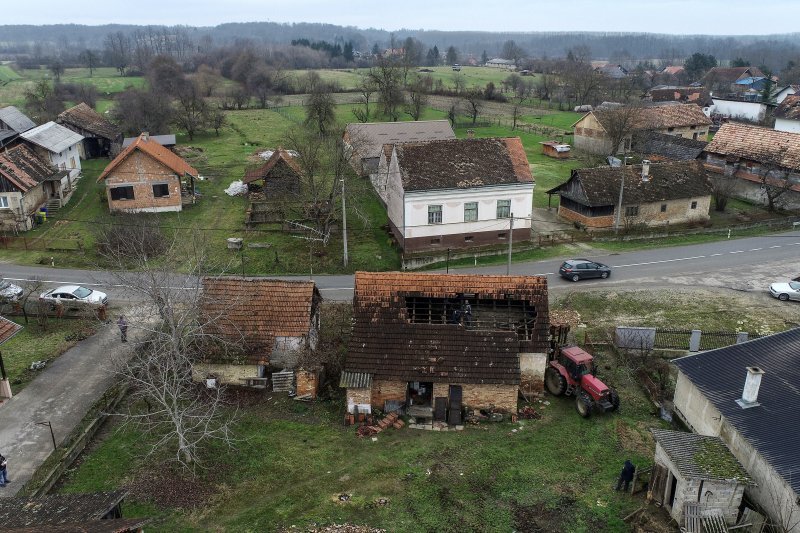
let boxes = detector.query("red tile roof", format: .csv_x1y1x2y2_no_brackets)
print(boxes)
57,103,122,142
0,145,63,194
0,316,23,345
705,122,800,171
242,148,302,184
200,277,320,365
774,95,800,121
98,133,198,182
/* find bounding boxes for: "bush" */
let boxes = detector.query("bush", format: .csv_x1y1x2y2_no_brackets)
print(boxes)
93,214,168,262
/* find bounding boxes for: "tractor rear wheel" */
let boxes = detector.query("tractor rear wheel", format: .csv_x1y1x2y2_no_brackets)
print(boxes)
545,367,567,396
576,391,593,418
609,389,620,412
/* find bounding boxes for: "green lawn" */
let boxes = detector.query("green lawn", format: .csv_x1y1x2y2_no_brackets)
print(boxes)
0,65,21,83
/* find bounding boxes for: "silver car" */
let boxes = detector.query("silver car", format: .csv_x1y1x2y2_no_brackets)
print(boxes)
0,280,23,302
769,281,800,302
40,285,108,305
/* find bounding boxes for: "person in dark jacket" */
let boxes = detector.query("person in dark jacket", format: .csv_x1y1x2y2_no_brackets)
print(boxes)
615,459,635,492
117,315,128,343
0,453,9,487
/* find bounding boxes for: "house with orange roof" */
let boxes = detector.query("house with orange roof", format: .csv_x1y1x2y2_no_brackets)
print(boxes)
97,132,199,213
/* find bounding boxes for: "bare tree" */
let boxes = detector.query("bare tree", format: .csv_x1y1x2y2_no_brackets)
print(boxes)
49,60,65,83
352,76,377,123
24,79,64,123
173,83,210,141
463,87,484,126
366,58,405,122
405,77,428,121
103,31,131,76
81,49,99,77
755,165,794,212
710,173,738,212
761,473,800,533
210,109,227,136
451,71,467,95
594,103,643,156
304,87,336,136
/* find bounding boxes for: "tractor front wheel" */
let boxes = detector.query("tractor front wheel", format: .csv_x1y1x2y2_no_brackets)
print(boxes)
576,391,593,418
609,389,620,412
545,367,567,396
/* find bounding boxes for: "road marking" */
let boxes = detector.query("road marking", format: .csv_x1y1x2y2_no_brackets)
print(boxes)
770,245,782,249
710,253,723,256
749,248,763,251
612,255,706,268
729,250,744,254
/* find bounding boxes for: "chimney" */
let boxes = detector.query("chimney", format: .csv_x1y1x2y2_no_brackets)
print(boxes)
467,129,475,139
641,159,651,182
736,366,765,408
141,132,149,141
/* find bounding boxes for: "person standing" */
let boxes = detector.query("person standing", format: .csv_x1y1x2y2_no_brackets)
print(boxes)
463,300,473,328
0,453,9,487
117,315,128,343
615,459,636,492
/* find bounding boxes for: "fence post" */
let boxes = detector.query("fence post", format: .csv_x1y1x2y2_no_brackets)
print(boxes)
689,330,702,352
736,332,749,344
23,237,28,250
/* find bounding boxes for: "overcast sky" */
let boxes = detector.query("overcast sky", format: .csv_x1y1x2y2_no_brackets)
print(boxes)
5,0,798,35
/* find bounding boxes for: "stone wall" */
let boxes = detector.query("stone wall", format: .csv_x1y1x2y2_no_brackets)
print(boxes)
192,363,261,385
105,150,182,213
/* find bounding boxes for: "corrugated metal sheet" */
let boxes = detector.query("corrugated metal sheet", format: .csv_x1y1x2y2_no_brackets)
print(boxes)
272,369,294,392
673,328,800,494
20,121,83,153
339,370,372,389
0,106,36,133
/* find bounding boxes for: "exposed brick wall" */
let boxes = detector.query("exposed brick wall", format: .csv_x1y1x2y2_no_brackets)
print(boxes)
403,227,530,253
192,363,261,385
558,205,615,229
371,379,407,409
347,388,372,411
296,368,321,398
461,383,518,412
105,150,182,212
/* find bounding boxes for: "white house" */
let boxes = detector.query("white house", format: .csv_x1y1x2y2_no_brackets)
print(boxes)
19,121,83,180
710,97,767,122
774,95,800,134
375,137,534,252
486,58,516,70
774,84,800,104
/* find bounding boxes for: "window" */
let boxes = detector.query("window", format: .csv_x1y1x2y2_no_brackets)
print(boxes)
0,196,9,209
427,205,442,224
668,127,675,132
464,202,478,222
692,132,698,140
464,236,474,243
691,201,698,210
624,205,639,217
496,199,511,219
70,157,76,169
497,232,507,239
152,183,170,198
110,186,135,201
660,204,667,213
430,238,441,245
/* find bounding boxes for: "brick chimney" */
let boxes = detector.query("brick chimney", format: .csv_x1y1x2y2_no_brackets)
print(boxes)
641,159,651,182
141,132,149,142
736,366,765,408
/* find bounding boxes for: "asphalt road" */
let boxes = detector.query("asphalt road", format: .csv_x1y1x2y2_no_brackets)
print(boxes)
2,230,800,302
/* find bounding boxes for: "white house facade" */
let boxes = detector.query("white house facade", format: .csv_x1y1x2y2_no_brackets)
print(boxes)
710,98,767,122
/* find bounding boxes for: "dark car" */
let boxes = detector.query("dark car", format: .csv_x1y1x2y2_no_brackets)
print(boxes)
559,259,612,282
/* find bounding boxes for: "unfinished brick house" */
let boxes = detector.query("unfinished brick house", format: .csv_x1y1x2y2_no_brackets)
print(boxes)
341,272,549,422
572,104,712,155
547,160,712,230
702,122,800,210
98,132,198,213
57,102,123,158
242,148,302,195
194,277,322,385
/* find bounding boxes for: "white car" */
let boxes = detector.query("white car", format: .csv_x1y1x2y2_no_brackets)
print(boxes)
40,285,108,305
0,280,23,302
769,281,800,302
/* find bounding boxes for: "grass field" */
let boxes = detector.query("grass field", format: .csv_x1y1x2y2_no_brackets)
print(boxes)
0,67,145,107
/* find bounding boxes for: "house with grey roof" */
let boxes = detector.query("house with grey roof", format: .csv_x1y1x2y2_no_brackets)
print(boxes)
343,120,455,176
774,94,800,134
672,328,800,532
19,121,84,209
0,106,36,148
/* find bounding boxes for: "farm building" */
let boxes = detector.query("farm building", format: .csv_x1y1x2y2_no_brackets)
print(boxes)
0,105,36,148
19,121,83,186
701,66,765,92
702,122,800,210
375,137,534,252
98,132,198,213
539,140,571,159
774,84,800,104
547,160,712,230
122,134,176,149
57,103,123,158
672,328,800,532
0,145,70,231
485,58,516,70
773,94,800,134
242,148,302,195
631,131,708,162
343,120,455,176
645,86,712,108
341,272,549,421
194,277,321,386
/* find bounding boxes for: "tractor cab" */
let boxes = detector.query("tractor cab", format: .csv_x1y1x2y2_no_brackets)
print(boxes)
545,344,620,418
559,346,595,382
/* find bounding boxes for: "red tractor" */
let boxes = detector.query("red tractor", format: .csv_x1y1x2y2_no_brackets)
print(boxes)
544,345,620,418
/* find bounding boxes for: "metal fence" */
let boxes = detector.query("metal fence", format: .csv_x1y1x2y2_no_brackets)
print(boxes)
618,326,763,352
652,328,693,350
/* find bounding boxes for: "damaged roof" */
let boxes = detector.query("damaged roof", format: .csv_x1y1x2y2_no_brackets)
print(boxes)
0,106,36,133
344,272,549,385
242,148,302,184
200,277,320,365
632,131,708,162
551,160,712,206
774,94,800,121
20,121,84,153
0,491,128,528
673,328,800,495
393,137,533,191
586,104,712,132
0,145,67,194
344,120,455,161
99,133,198,181
651,429,752,484
0,315,23,345
704,122,800,171
58,103,122,142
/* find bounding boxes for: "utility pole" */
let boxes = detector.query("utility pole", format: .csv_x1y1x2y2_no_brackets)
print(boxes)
614,150,627,234
341,178,348,268
507,213,514,275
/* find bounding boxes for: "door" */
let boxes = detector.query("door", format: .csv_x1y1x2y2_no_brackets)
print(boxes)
448,385,463,425
667,473,678,509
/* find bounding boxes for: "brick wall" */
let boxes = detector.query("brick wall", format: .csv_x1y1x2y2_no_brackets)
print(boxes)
403,227,530,253
371,380,407,409
461,383,518,412
347,387,372,411
296,369,320,399
105,151,182,213
192,363,261,385
558,205,615,229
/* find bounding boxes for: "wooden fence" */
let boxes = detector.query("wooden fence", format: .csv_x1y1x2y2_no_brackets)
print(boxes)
0,235,82,251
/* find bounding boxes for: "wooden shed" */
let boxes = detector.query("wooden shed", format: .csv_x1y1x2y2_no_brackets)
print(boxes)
539,140,571,159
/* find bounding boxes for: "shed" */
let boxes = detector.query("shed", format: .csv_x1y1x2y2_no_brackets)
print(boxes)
539,140,571,159
650,429,752,528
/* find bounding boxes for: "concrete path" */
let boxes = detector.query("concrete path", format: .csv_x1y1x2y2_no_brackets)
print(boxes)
0,317,147,497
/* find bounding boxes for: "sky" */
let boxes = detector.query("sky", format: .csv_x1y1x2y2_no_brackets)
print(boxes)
4,0,798,35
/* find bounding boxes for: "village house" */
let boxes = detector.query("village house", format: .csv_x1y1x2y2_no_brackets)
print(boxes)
710,97,768,122
649,429,752,528
645,86,712,109
242,148,302,195
596,64,628,79
0,145,70,231
572,104,712,155
547,160,712,230
0,105,36,149
701,66,766,93
343,120,455,176
774,84,800,104
485,58,516,70
98,132,198,213
631,131,708,162
702,122,800,209
122,134,176,149
672,329,800,533
340,272,549,421
194,277,321,386
57,102,123,158
773,94,800,133
375,137,534,252
19,121,83,188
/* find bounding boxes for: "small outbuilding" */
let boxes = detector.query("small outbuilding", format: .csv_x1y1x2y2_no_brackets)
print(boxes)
539,140,571,159
57,102,123,158
650,428,752,528
242,148,302,195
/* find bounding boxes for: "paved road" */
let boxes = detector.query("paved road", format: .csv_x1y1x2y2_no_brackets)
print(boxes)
2,231,800,302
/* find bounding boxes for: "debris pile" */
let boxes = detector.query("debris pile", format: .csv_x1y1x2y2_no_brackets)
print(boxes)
518,406,542,420
224,180,248,196
355,412,404,437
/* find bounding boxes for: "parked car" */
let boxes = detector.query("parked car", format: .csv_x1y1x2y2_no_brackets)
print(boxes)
559,259,612,282
769,281,800,302
40,285,108,305
0,279,23,302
